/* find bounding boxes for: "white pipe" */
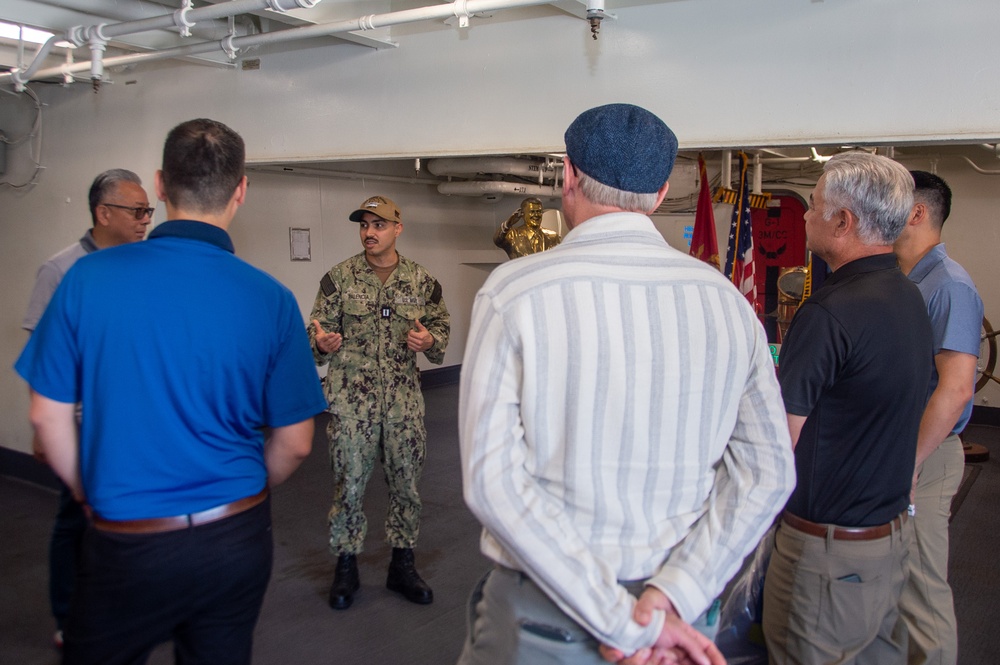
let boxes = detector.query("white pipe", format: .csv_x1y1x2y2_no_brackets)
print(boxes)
62,0,255,45
231,0,553,50
437,180,562,198
94,0,303,41
9,0,300,88
30,0,251,40
247,165,442,186
752,153,762,195
11,40,236,84
11,35,60,88
977,143,1000,158
427,156,561,179
3,0,554,87
810,147,833,163
960,156,1000,175
17,27,25,71
88,34,106,85
63,47,74,85
756,156,814,164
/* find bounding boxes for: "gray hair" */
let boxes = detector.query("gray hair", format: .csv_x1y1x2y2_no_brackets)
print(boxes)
577,170,661,214
88,169,143,225
821,152,913,245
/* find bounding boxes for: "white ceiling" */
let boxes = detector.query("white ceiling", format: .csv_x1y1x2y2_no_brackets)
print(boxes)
3,0,999,200
0,0,635,70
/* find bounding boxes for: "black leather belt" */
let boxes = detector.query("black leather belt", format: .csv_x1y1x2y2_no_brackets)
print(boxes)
782,510,906,541
92,487,268,534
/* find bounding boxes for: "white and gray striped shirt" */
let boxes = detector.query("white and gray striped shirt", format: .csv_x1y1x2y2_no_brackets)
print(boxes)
459,212,795,654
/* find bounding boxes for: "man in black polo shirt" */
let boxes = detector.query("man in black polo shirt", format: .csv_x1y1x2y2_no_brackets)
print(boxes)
763,152,933,664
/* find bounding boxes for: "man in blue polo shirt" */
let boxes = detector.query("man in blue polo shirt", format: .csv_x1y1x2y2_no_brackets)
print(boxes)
16,118,327,665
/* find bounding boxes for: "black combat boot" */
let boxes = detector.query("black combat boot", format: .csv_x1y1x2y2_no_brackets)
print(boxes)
386,547,433,605
328,553,360,610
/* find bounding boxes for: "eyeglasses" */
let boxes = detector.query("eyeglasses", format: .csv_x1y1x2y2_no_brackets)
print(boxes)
101,203,155,220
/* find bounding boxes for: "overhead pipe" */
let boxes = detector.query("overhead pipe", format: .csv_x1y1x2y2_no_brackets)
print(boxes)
810,147,833,163
221,0,555,52
977,143,1000,158
960,156,1000,175
247,164,442,186
752,152,762,195
26,0,254,40
88,33,107,91
7,0,318,89
68,0,317,43
4,0,555,89
437,180,562,199
10,35,61,89
427,156,561,180
9,40,246,88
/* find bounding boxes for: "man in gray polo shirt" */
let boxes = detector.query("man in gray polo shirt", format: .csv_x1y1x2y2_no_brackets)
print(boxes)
894,171,982,665
23,168,152,647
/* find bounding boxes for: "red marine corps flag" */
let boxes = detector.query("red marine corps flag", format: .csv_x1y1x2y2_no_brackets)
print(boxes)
724,152,758,307
690,154,720,269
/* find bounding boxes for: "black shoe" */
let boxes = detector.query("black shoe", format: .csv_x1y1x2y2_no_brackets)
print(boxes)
329,553,360,610
386,547,433,605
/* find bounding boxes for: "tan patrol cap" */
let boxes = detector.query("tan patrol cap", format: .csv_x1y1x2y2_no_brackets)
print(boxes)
348,195,402,224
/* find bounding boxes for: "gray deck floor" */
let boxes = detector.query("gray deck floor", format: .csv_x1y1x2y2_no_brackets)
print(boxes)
2,385,998,664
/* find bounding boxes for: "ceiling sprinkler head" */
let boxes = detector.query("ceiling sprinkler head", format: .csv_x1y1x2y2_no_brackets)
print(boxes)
587,9,605,40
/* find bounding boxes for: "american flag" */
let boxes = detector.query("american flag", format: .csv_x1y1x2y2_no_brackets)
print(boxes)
724,152,757,306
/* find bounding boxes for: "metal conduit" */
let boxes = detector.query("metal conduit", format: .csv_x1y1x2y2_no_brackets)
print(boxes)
427,157,561,179
25,0,246,39
7,0,313,88
961,156,1000,175
88,0,307,41
3,0,553,89
232,0,550,48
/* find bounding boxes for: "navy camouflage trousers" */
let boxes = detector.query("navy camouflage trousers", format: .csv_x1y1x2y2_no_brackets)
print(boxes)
327,415,426,554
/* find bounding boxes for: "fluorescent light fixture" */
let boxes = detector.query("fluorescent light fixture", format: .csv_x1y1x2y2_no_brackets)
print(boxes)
0,20,56,45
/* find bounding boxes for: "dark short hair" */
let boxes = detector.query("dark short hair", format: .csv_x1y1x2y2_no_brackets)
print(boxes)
910,170,952,227
160,119,245,214
88,169,142,226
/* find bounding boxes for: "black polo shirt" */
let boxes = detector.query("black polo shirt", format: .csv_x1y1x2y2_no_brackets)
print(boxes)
779,253,933,527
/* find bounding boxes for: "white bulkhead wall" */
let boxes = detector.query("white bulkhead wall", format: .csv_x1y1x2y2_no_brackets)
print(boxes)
2,0,1000,454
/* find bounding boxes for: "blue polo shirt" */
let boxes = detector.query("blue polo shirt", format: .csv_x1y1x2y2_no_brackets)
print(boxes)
907,243,983,434
16,220,327,520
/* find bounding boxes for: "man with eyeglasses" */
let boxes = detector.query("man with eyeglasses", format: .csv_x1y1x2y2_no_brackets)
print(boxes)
22,167,152,649
309,194,450,611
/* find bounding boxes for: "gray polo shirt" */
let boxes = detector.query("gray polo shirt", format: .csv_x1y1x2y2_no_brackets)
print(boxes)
23,230,99,332
908,242,984,434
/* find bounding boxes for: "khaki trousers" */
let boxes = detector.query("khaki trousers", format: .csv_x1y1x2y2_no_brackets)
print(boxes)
762,515,912,665
899,434,964,665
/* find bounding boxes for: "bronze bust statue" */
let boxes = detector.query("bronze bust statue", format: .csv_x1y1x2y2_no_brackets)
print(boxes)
493,197,561,259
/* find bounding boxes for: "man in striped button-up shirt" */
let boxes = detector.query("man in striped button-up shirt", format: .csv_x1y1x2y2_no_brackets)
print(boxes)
458,104,796,665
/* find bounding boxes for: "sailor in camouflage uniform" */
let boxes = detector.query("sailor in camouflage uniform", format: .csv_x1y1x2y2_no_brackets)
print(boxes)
309,195,450,610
